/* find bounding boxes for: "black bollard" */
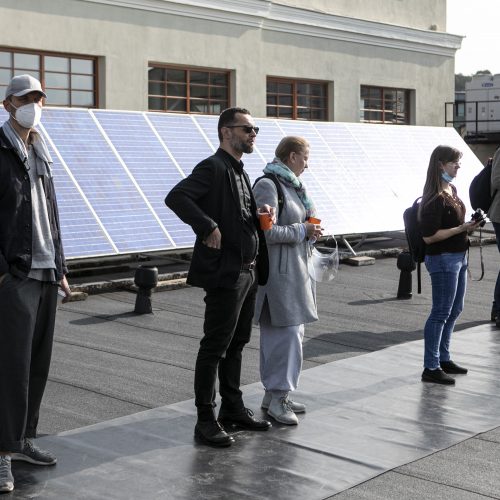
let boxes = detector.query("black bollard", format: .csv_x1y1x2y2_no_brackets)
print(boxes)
396,251,416,299
134,265,159,314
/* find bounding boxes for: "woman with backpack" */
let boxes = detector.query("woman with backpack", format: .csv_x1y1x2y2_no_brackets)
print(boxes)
418,145,482,385
252,136,322,424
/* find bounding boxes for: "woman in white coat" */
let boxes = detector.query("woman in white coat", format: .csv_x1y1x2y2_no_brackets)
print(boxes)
253,136,322,425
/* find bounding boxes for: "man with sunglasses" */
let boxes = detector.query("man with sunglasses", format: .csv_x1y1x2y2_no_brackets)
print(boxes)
166,107,271,447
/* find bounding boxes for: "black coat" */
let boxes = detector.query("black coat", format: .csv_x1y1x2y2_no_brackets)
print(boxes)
165,148,268,289
0,128,67,281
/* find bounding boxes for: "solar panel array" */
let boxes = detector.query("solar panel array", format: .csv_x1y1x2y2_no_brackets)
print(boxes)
0,107,483,259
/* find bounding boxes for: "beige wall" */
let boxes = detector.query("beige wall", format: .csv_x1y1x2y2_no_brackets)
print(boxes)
0,0,459,126
275,0,447,31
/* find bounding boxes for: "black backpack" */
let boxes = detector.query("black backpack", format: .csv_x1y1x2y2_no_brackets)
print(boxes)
252,173,284,218
469,157,494,211
403,197,426,293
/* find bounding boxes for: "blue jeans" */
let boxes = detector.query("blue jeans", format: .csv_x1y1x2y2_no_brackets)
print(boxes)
423,252,467,369
492,222,500,316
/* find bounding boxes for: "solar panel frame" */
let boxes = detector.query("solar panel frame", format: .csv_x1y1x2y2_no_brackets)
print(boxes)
0,106,485,259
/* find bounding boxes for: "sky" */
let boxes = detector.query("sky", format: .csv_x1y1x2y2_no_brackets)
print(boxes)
446,0,500,75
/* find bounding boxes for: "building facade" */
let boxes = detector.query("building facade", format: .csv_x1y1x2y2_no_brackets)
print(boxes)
0,0,461,126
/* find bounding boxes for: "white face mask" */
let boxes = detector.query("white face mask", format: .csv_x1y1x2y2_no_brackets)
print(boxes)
10,102,43,129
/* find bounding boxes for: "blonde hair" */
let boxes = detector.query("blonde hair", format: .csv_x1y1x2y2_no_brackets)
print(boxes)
275,136,309,164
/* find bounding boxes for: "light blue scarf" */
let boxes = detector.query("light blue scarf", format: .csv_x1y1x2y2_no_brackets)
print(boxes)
263,157,316,218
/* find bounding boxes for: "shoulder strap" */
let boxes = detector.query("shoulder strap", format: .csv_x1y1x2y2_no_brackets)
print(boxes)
253,173,284,218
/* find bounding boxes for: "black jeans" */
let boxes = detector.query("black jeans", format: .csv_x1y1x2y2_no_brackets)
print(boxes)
195,269,257,420
0,274,57,452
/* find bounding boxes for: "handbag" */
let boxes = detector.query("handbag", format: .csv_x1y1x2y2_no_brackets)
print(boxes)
308,237,339,282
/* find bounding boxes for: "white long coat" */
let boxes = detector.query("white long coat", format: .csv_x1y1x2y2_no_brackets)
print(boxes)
253,177,318,327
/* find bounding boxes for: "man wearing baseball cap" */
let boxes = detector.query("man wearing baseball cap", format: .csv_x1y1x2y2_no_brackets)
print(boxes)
0,74,70,493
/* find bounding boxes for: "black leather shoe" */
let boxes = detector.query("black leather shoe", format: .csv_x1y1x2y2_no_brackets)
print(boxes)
440,360,468,374
219,408,272,431
421,368,455,385
194,421,234,447
491,305,497,322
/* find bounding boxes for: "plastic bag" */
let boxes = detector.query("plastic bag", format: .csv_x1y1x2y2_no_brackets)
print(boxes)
308,237,339,282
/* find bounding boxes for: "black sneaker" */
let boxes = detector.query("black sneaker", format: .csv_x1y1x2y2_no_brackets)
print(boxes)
194,421,234,448
421,368,455,385
218,408,271,431
441,360,468,374
11,439,57,465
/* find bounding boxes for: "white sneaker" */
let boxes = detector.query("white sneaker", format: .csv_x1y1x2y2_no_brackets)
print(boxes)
0,455,14,493
261,391,306,413
267,396,299,425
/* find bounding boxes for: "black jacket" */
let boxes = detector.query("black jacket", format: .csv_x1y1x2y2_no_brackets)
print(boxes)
0,128,67,280
165,148,268,289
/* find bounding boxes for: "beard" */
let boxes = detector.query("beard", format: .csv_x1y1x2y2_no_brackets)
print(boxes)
230,136,254,155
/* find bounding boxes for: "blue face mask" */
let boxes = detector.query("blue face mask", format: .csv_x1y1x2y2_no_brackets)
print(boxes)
441,171,455,183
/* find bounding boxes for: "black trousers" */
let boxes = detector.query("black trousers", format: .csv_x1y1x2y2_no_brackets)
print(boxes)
195,269,257,420
0,274,57,452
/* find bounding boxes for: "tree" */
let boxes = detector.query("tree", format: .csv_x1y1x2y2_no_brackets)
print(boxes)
455,73,471,91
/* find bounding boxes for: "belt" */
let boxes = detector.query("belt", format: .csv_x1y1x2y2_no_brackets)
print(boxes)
241,261,256,271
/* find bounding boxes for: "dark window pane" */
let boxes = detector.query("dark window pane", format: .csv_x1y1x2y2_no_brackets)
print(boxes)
360,86,369,98
13,53,39,70
384,90,396,100
310,84,326,97
190,71,209,85
45,56,69,73
298,83,324,96
278,82,292,94
311,97,325,108
149,96,165,111
71,58,93,74
167,83,187,97
384,112,395,123
0,51,11,67
384,100,395,111
311,108,326,120
71,74,93,90
297,108,310,119
369,110,383,121
297,83,310,95
267,81,278,93
279,95,293,106
267,95,277,105
210,86,227,100
71,90,94,107
190,85,209,99
46,88,69,105
190,99,209,113
0,68,12,85
278,106,293,118
369,87,381,99
267,105,278,117
297,95,310,107
209,102,225,115
210,73,227,85
166,69,186,83
45,72,69,88
167,98,187,112
148,81,165,96
148,67,165,81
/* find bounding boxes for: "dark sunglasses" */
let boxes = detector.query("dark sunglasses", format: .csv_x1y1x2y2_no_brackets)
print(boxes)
225,125,259,135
